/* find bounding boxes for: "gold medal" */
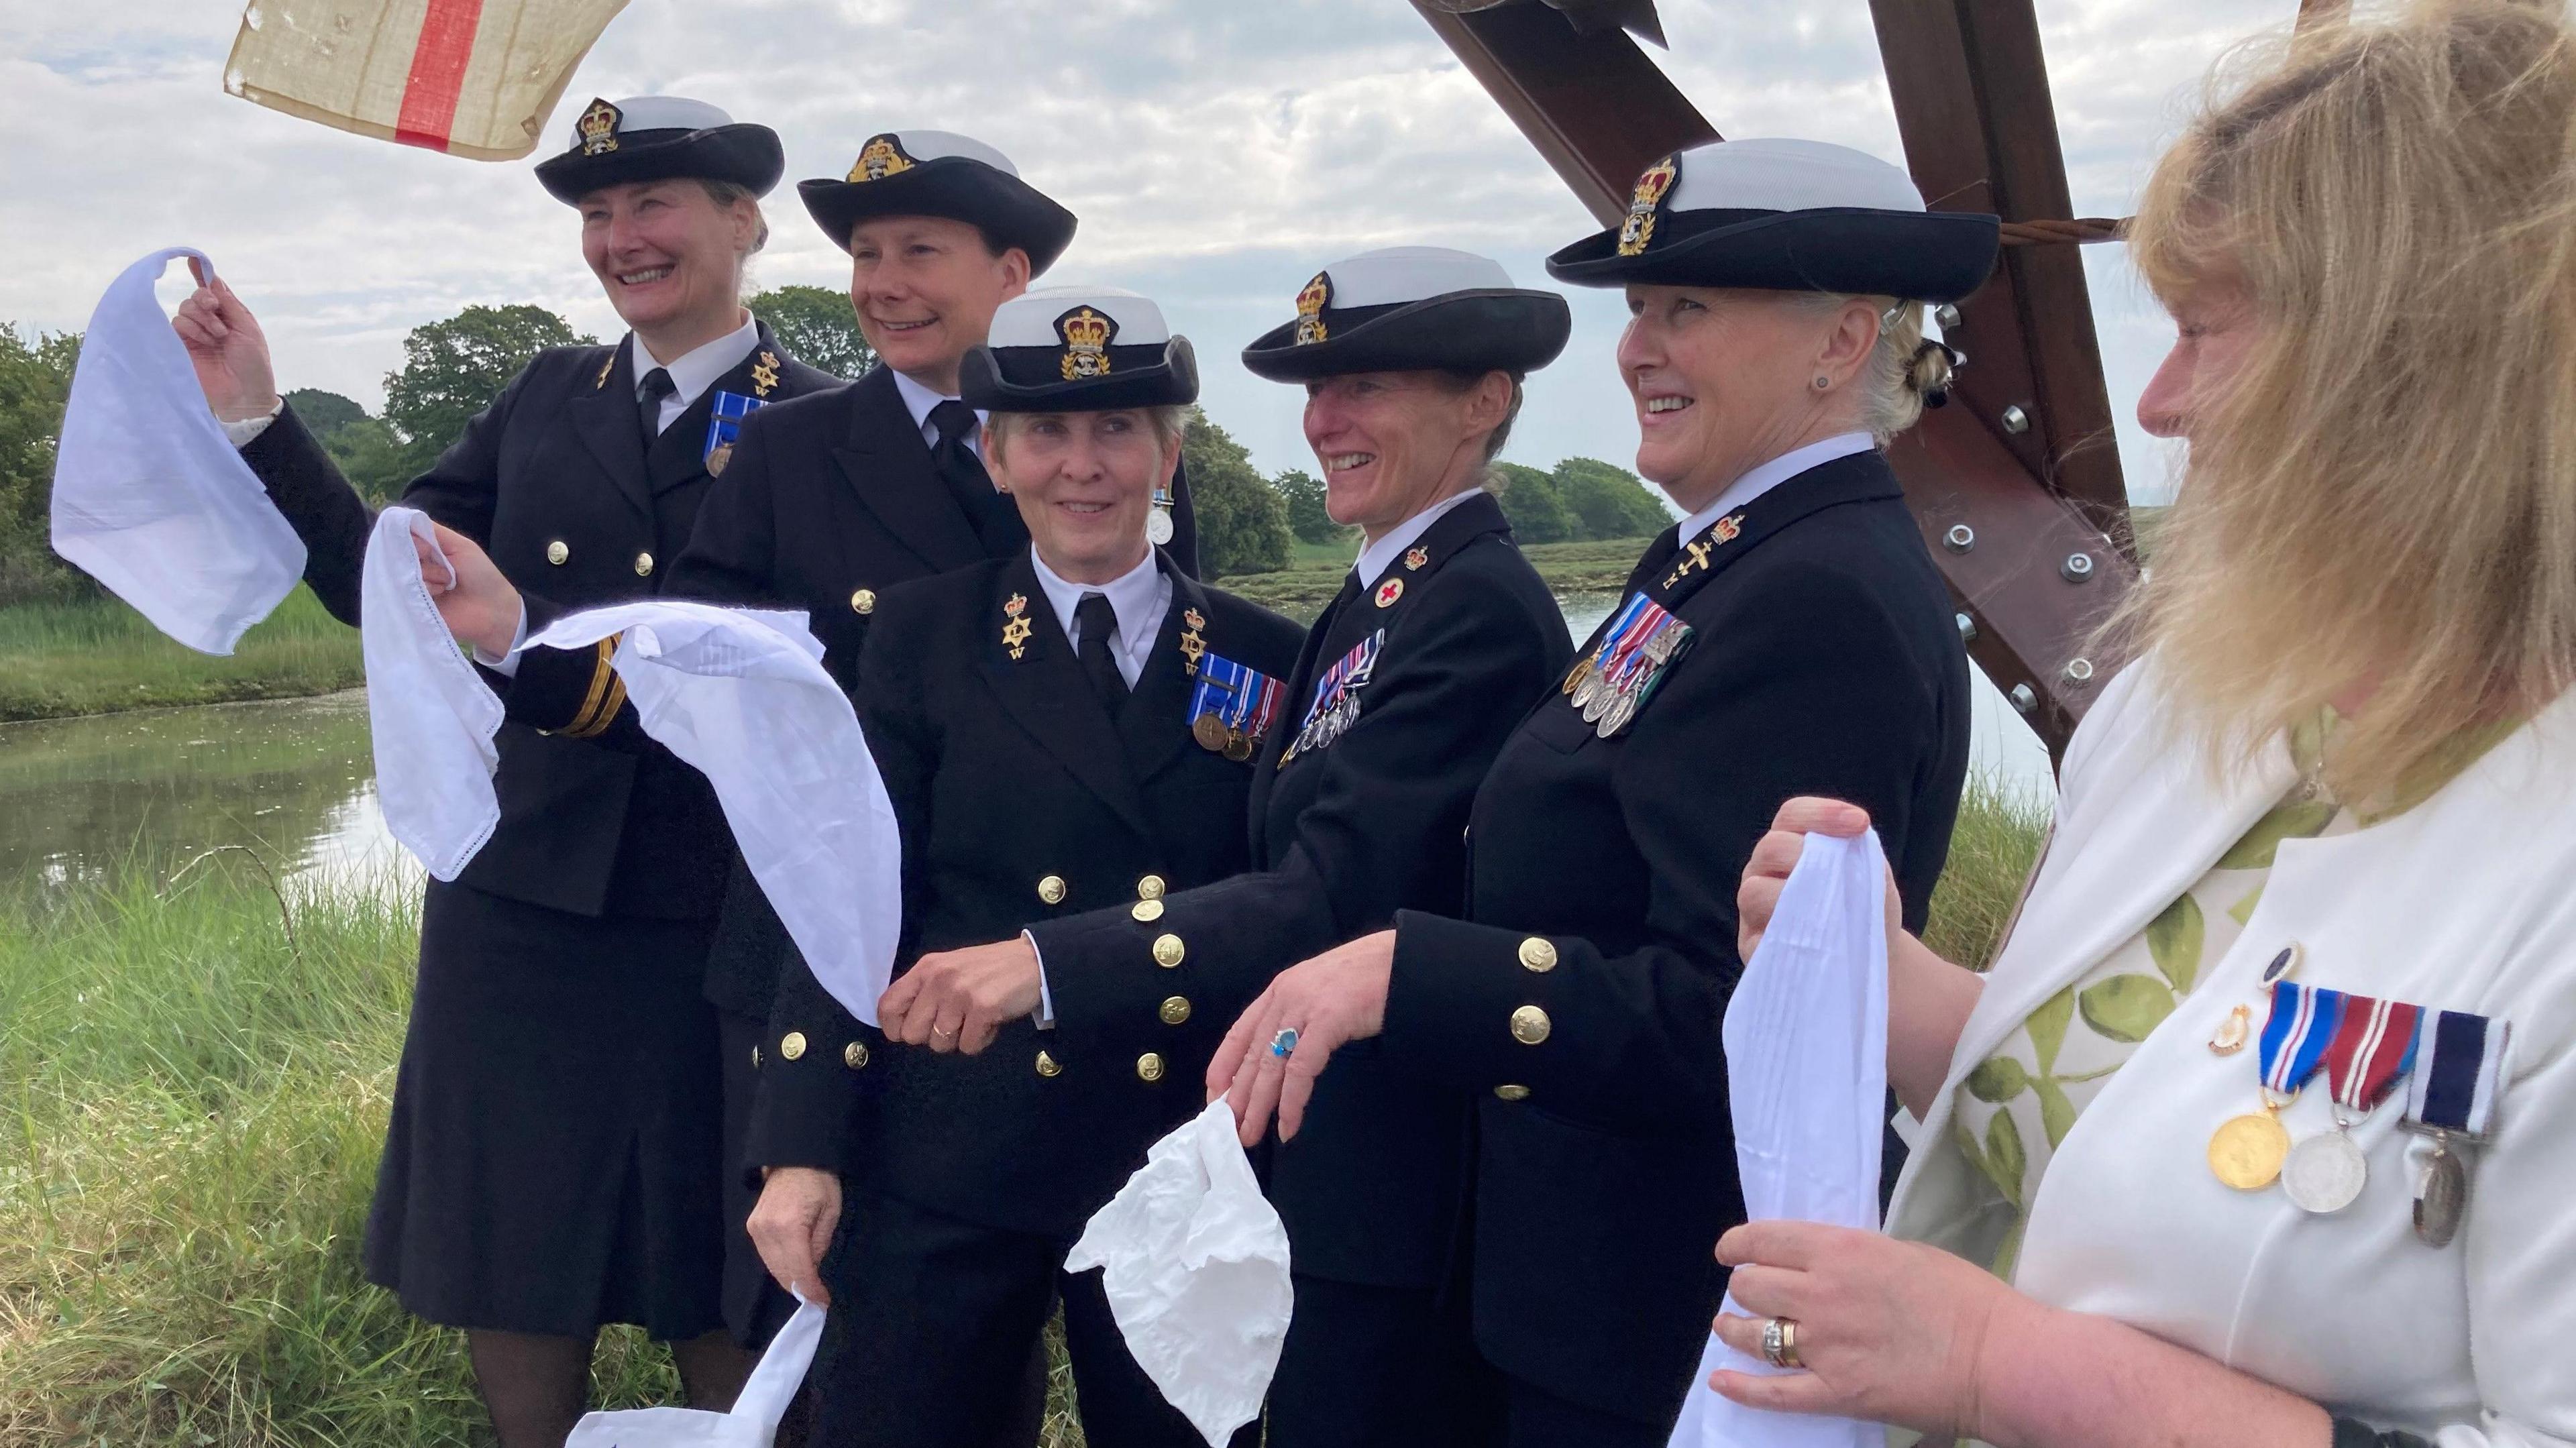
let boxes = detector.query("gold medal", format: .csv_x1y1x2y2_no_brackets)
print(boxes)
1224,730,1254,763
2208,1108,2292,1190
1192,713,1232,753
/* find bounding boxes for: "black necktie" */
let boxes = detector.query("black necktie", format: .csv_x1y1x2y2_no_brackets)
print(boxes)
929,400,1021,553
1075,592,1128,705
637,367,677,443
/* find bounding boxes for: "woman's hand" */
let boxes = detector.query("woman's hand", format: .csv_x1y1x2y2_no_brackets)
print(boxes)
170,262,280,424
1206,930,1393,1147
878,936,1044,1054
1709,1220,2036,1436
418,522,523,658
1736,796,1894,963
747,1166,842,1304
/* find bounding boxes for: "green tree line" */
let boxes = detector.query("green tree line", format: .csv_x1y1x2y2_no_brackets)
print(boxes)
2,291,1667,602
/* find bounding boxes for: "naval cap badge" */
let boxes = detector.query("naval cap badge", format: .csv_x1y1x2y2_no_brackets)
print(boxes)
576,98,623,156
1617,154,1680,258
1057,307,1116,381
1293,272,1332,346
849,133,917,183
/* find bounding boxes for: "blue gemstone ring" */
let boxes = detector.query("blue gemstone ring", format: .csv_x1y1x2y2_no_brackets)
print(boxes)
1270,1027,1299,1059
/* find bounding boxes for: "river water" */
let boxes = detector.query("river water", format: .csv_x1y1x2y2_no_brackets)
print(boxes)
0,597,2051,900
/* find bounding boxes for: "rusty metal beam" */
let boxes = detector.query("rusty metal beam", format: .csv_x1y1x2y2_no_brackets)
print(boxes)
1410,0,2133,757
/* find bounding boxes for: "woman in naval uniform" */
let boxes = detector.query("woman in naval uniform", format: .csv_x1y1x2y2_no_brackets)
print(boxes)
915,247,1574,1445
743,286,1301,1447
1210,138,1994,1445
170,97,835,1446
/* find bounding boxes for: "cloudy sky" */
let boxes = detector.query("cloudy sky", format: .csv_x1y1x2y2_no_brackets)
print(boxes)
4,0,2282,500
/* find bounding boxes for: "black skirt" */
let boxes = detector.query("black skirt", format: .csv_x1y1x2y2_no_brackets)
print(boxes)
363,879,726,1339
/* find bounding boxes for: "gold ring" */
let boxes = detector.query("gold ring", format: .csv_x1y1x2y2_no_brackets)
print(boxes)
1760,1317,1804,1370
931,1025,957,1041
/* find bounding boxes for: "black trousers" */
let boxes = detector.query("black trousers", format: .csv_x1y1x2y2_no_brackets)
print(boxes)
1266,1274,1500,1448
812,1186,1240,1448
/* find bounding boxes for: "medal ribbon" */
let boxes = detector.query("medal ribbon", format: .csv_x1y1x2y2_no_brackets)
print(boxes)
1191,653,1282,739
2404,1010,2511,1139
704,391,765,461
1585,594,1658,686
1603,603,1681,693
1297,630,1383,736
2314,990,2424,1114
2257,980,2342,1097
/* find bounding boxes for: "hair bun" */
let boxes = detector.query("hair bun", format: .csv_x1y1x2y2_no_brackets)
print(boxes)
1906,338,1960,408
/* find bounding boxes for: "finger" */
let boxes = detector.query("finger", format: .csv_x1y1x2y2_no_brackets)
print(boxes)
1206,990,1271,1099
1236,1021,1296,1146
188,256,210,287
1273,1021,1341,1141
1769,796,1872,838
877,969,925,1036
1707,1369,1840,1415
1717,1219,1832,1272
1742,828,1810,884
927,1003,967,1054
1223,998,1286,1144
1710,1309,1771,1359
411,534,454,594
960,1005,1002,1056
1719,1264,1809,1319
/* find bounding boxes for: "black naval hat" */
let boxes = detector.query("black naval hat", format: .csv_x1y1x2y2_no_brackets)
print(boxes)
959,287,1198,412
1240,247,1572,384
1546,137,1998,302
533,96,786,205
799,131,1079,275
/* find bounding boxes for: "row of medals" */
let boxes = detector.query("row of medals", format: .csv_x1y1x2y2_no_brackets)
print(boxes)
1191,710,1258,763
1564,621,1688,740
2203,945,2466,1243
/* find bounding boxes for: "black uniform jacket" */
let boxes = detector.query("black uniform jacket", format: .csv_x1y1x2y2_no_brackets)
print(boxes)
1028,491,1570,1286
746,549,1301,1239
592,364,1203,1019
1381,449,1970,1424
239,325,837,922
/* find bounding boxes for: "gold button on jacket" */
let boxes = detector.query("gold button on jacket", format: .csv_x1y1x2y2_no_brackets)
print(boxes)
545,539,570,566
1494,1084,1532,1101
1036,1050,1062,1078
851,588,876,615
1159,996,1192,1025
780,1031,808,1061
1136,874,1167,900
1518,936,1558,973
633,551,655,577
1152,934,1186,968
1037,875,1067,905
1131,899,1165,923
844,1041,870,1070
1509,1005,1552,1046
1136,1052,1167,1082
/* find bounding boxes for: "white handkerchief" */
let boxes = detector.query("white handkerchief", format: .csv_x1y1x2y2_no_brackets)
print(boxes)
1668,829,1889,1448
566,1297,826,1447
524,602,902,1025
1065,1099,1293,1447
362,508,502,880
49,248,307,655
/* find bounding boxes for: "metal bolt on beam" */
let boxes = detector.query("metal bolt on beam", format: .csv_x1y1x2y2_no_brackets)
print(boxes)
1935,303,1962,330
1955,612,1978,643
2001,404,2032,435
1943,523,1976,553
2062,657,2095,684
2009,683,2039,714
2061,551,2095,583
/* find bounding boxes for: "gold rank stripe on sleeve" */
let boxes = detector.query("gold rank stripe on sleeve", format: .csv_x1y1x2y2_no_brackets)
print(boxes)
559,636,626,739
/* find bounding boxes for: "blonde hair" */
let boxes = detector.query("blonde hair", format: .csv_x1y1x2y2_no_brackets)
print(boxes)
1799,294,1949,445
2117,0,2576,802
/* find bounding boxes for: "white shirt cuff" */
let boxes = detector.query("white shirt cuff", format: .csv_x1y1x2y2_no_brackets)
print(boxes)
1025,929,1055,1029
221,398,283,448
471,604,530,677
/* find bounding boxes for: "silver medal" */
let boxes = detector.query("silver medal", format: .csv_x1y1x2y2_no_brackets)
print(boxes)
1570,665,1605,712
1598,685,1638,738
2280,1129,2369,1214
2414,1138,2467,1247
1146,507,1176,547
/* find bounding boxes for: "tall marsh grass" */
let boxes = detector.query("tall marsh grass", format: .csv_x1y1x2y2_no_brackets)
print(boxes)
0,588,362,724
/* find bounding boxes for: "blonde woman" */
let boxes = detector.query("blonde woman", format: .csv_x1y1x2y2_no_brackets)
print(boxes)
1723,5,2576,1443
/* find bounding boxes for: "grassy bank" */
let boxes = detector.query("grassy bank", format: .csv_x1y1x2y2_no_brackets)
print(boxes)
1220,537,1650,621
1,782,2045,1445
0,589,363,724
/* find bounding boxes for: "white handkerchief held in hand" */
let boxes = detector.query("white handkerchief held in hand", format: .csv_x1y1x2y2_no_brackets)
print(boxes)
1065,1098,1293,1447
50,248,307,655
362,508,503,881
1668,829,1890,1448
525,602,902,1025
565,1296,824,1447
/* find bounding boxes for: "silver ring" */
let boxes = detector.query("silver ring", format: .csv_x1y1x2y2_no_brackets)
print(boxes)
1270,1027,1299,1059
1759,1317,1803,1370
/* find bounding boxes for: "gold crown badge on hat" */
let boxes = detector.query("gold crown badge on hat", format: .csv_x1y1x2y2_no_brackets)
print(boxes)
1057,307,1117,380
1618,154,1680,257
576,98,622,156
849,134,916,183
1293,272,1333,346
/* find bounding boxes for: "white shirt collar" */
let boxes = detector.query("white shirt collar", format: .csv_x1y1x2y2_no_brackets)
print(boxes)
1353,486,1486,586
890,368,987,459
1676,432,1875,542
630,312,761,429
1030,545,1171,687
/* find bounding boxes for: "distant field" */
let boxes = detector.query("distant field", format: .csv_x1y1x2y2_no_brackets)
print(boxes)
0,587,362,723
1222,536,1650,620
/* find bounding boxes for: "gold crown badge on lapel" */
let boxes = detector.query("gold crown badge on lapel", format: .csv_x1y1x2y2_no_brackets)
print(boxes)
1002,592,1033,660
576,98,621,156
1293,273,1332,345
1057,307,1116,380
1618,154,1680,258
849,133,916,182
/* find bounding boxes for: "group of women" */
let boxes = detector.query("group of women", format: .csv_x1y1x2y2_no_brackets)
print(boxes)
168,0,2571,1443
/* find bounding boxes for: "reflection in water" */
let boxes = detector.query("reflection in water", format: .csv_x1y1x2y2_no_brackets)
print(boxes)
0,599,2055,899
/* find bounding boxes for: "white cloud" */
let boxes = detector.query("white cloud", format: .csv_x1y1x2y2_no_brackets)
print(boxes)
1,0,2282,498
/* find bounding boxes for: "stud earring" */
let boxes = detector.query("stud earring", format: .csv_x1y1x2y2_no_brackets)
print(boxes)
1813,376,1831,391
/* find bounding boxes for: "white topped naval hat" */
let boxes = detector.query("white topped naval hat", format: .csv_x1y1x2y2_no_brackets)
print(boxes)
1546,137,1998,302
959,286,1197,411
799,130,1078,272
533,96,784,205
1240,246,1572,383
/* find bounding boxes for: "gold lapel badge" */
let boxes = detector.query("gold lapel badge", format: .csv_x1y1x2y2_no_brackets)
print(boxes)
1617,154,1680,258
1057,307,1116,381
1293,273,1332,346
849,133,916,182
1002,592,1033,660
1404,545,1430,571
1663,537,1714,588
576,98,621,156
1712,512,1744,544
1179,607,1207,675
594,353,615,390
751,351,781,398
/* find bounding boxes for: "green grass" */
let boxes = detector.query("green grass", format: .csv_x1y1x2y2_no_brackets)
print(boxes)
1220,537,1652,622
1,780,2045,1445
0,589,364,724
